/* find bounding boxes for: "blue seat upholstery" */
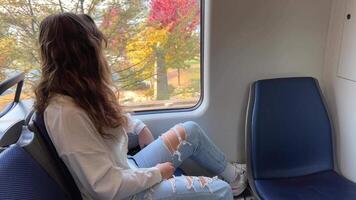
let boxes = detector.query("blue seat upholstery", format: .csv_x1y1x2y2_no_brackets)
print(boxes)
0,145,66,200
255,170,356,200
246,77,356,199
31,113,82,200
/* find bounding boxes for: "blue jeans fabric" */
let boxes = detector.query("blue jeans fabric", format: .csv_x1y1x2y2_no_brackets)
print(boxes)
128,121,233,200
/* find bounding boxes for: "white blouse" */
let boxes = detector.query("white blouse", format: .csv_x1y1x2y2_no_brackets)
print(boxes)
44,95,162,200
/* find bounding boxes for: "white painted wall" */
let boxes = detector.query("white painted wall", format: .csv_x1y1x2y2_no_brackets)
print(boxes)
138,0,332,174
323,0,356,181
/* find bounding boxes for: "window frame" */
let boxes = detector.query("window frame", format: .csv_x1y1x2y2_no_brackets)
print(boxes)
133,0,205,114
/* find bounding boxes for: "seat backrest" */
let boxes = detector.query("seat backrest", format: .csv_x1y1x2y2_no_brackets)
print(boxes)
246,77,334,180
29,112,82,200
0,145,66,200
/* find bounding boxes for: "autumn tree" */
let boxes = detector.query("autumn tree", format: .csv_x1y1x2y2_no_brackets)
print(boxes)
0,0,79,86
0,20,16,80
100,0,149,89
0,0,201,106
126,0,200,100
0,0,144,86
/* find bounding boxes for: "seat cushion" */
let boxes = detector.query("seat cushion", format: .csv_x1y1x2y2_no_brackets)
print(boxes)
255,170,356,200
0,145,66,200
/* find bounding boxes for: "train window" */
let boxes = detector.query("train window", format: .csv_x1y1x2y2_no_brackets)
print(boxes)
0,85,16,113
0,0,202,112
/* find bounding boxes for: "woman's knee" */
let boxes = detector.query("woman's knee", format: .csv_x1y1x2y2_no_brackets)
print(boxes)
161,121,203,154
182,121,204,139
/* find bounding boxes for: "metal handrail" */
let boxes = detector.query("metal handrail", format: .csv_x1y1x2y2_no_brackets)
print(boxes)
0,73,25,117
0,73,25,103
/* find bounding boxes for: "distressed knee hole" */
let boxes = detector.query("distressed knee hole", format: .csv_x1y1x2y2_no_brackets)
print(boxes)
161,130,177,154
161,124,191,162
162,124,187,153
175,124,187,140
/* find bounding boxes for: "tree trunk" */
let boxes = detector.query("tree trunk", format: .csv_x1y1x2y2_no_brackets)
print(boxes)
177,68,181,86
79,0,85,13
156,50,169,100
58,0,64,13
27,0,36,34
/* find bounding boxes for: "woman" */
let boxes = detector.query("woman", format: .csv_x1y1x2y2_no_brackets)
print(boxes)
35,13,247,200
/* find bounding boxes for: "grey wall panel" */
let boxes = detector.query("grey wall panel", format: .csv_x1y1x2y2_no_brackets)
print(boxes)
323,0,356,182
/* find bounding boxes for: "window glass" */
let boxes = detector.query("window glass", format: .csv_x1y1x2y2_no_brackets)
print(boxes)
0,0,202,112
0,85,15,112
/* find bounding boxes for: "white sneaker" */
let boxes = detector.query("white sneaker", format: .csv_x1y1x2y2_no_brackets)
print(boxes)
229,163,247,197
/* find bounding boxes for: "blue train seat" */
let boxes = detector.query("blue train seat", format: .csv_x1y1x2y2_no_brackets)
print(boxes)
246,77,356,199
29,113,83,200
0,145,66,200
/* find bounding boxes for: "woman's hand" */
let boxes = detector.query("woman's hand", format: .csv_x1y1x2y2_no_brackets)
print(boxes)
156,162,175,180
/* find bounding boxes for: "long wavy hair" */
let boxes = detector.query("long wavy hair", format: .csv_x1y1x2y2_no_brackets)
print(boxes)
35,13,127,137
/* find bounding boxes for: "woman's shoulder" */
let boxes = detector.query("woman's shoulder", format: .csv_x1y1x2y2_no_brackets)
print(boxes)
44,94,93,127
44,94,126,139
44,94,108,155
46,94,85,114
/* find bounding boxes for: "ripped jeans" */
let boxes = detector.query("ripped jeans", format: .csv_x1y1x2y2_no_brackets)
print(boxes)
127,121,233,200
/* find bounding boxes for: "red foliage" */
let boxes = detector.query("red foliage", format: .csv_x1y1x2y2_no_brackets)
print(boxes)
101,7,120,29
148,0,200,32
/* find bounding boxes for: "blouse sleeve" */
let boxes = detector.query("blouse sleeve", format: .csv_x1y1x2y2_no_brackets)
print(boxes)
125,113,146,136
44,109,161,200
